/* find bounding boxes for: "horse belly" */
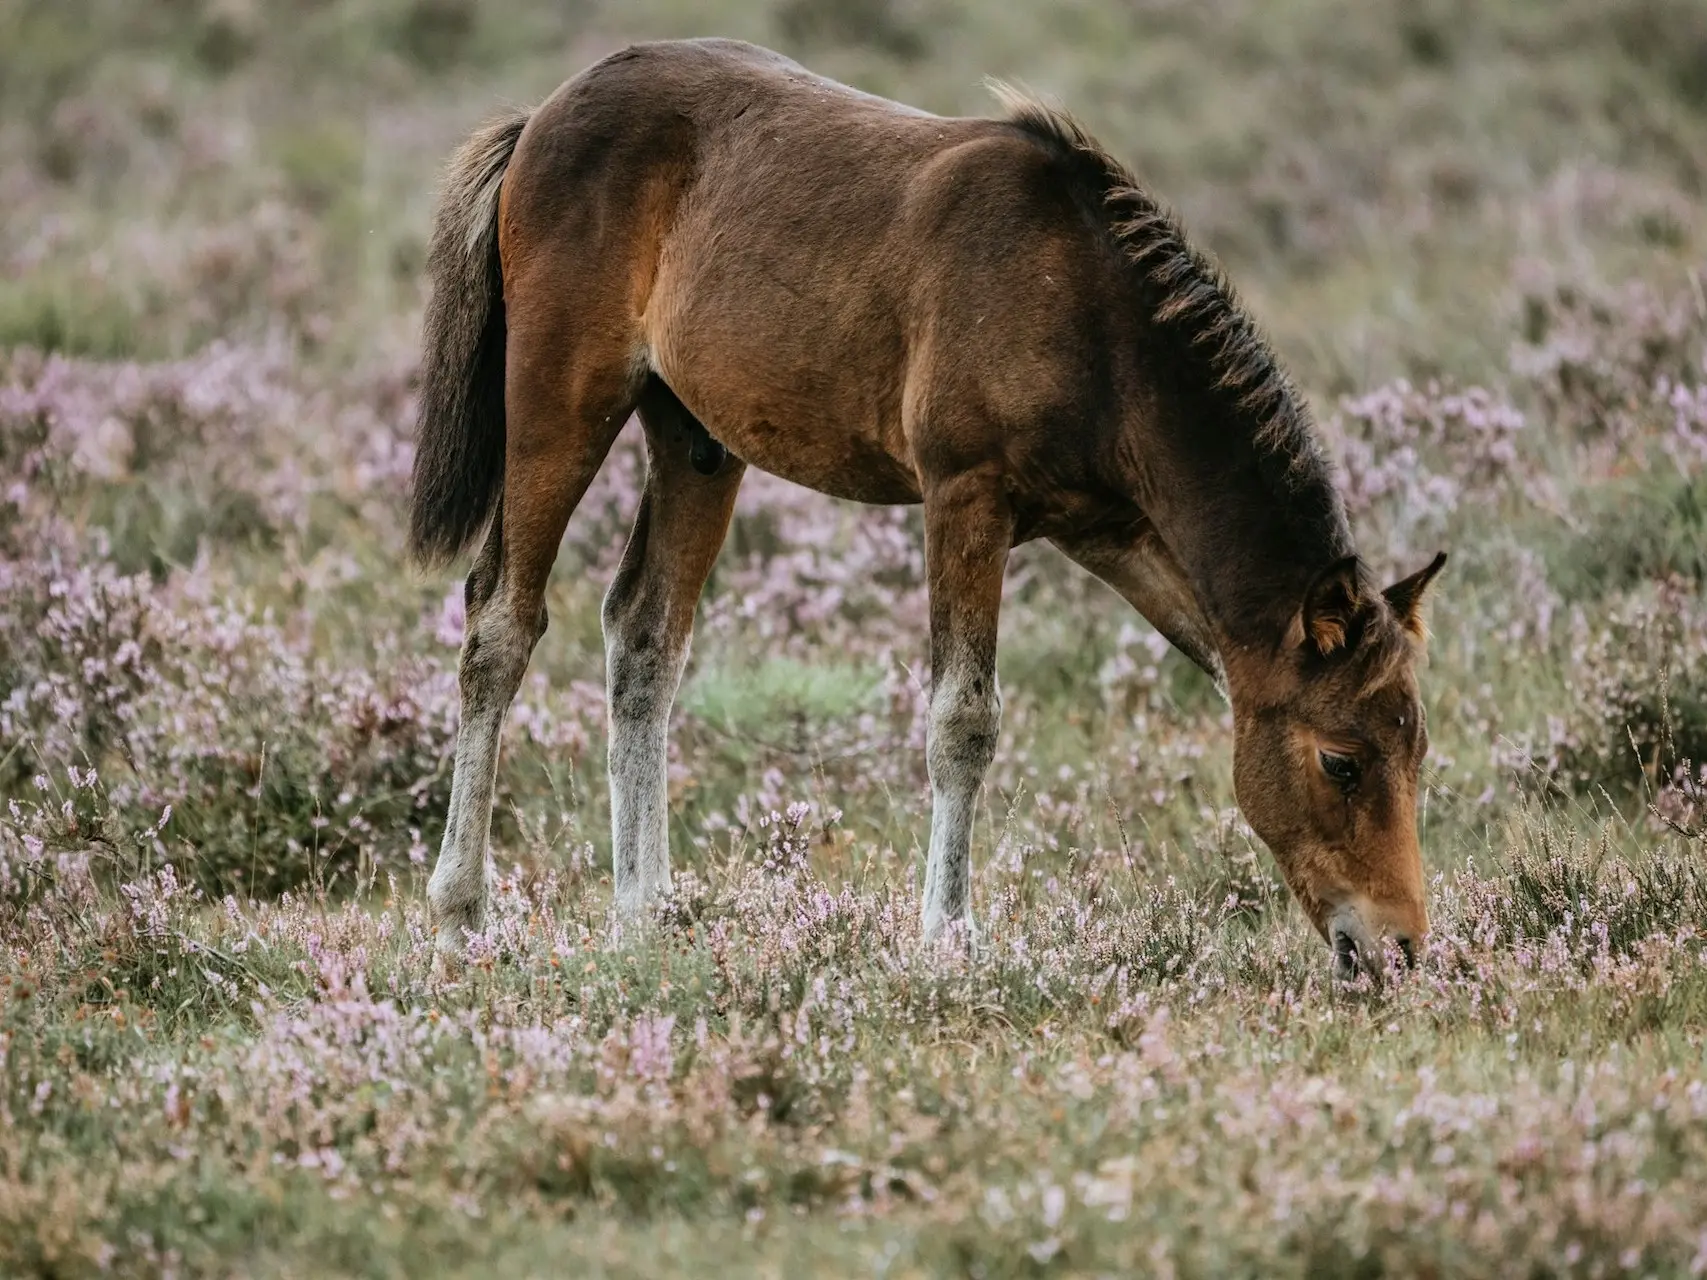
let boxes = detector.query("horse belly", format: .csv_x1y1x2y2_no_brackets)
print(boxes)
735,424,922,504
680,378,921,504
646,308,922,505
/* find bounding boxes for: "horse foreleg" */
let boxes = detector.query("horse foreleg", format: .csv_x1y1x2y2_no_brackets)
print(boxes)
919,469,1013,946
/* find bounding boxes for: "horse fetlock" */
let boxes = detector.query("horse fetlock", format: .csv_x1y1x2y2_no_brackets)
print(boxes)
427,878,486,955
613,863,672,917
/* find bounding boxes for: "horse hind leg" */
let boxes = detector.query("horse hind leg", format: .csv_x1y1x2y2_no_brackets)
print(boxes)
426,358,633,958
603,377,745,916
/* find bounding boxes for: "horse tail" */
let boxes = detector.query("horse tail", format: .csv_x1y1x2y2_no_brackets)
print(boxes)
407,107,530,569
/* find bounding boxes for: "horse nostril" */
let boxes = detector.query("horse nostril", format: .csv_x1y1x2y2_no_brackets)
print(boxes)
1397,937,1417,969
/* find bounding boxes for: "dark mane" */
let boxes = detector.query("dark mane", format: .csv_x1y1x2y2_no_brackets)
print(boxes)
990,83,1339,503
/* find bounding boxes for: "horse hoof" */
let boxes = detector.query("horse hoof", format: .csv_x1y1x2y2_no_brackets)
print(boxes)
921,913,980,955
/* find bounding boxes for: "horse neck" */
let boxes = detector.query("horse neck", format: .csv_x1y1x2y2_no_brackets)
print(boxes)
1118,397,1356,651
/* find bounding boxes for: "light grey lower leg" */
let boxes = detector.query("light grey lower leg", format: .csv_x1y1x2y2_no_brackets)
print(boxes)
917,470,1012,944
603,605,684,915
602,477,711,915
427,593,535,952
601,386,745,917
921,643,1002,940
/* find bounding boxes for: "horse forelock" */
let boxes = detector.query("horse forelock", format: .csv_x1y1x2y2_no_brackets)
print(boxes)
1348,608,1423,701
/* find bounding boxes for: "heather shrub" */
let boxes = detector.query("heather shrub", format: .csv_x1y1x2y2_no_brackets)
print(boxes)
0,343,465,892
682,656,890,757
1450,801,1707,961
1,551,458,894
1,342,332,570
1537,579,1707,797
1549,468,1707,598
1510,276,1706,449
1605,0,1707,112
1328,377,1532,561
0,282,146,359
389,0,479,70
1504,845,1707,959
773,0,930,61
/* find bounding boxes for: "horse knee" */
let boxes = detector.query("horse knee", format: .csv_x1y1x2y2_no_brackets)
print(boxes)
927,673,1002,784
606,619,672,727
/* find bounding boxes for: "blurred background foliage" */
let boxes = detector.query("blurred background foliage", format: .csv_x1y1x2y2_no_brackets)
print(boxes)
2,0,1703,379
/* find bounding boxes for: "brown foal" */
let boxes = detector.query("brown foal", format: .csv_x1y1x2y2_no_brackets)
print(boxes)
408,38,1448,980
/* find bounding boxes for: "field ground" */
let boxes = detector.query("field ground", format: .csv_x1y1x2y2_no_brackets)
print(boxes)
3,0,1707,1274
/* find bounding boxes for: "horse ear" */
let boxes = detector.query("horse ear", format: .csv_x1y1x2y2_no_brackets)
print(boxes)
1296,555,1365,658
1382,550,1448,640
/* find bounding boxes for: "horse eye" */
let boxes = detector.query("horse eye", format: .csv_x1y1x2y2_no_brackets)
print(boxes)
1319,750,1361,792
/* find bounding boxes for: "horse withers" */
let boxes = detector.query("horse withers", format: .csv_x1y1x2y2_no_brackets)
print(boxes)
406,37,1447,982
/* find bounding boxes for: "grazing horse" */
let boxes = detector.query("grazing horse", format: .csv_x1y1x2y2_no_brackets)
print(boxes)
407,37,1448,980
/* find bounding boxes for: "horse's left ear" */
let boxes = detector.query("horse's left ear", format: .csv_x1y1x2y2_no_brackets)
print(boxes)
1382,550,1448,640
1296,555,1366,658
